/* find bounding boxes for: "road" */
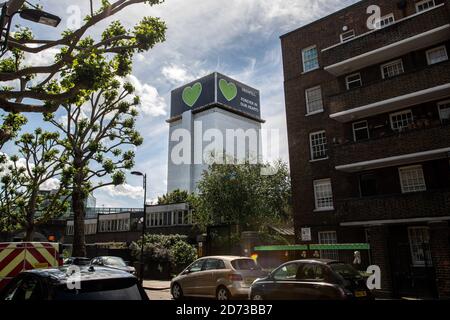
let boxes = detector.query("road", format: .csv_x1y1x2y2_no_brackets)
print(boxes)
143,280,172,300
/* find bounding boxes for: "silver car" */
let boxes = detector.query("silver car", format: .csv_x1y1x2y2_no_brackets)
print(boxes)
171,256,267,300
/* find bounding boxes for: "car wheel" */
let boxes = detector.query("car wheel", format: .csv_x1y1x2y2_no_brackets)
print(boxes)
172,283,183,300
216,287,231,301
252,294,263,300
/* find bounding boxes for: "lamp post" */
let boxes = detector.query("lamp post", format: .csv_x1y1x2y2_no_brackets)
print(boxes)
131,171,147,285
0,2,61,55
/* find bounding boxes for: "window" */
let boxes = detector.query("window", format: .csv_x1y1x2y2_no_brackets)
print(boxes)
426,46,448,65
273,263,299,281
408,227,432,266
85,222,97,235
302,46,319,72
359,173,378,197
204,259,226,270
399,165,427,193
352,120,369,141
375,13,395,29
66,223,74,236
313,179,334,210
309,131,328,160
390,110,413,132
318,231,339,260
99,218,130,232
147,210,191,227
381,59,404,79
340,30,355,43
438,100,450,125
188,260,204,273
345,73,362,90
305,86,324,114
416,0,435,12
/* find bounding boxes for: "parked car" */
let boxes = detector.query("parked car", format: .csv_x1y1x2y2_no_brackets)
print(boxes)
249,259,374,300
90,256,136,275
171,256,267,300
63,257,91,266
0,266,148,300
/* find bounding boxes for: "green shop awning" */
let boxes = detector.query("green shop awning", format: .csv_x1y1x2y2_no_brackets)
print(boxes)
253,245,308,251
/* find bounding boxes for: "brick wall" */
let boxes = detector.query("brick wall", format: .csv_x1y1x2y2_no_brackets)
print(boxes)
322,3,450,66
429,221,450,299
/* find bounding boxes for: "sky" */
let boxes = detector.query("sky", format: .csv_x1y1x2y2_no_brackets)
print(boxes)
1,0,358,208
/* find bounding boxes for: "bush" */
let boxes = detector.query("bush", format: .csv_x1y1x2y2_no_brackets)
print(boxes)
130,234,197,273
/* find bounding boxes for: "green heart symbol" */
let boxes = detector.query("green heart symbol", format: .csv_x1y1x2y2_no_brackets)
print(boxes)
182,82,202,107
219,79,238,102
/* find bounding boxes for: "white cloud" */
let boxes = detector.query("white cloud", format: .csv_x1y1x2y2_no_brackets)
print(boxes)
125,75,167,117
161,64,195,84
40,178,61,191
104,183,144,200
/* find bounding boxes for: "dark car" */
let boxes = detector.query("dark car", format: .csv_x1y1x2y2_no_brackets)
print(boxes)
63,257,91,266
0,266,148,300
90,256,136,275
249,259,373,300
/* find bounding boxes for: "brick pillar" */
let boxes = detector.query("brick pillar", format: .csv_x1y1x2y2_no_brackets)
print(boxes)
428,221,450,299
367,225,393,298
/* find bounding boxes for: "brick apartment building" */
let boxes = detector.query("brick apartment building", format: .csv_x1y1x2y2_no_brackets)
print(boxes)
281,0,450,298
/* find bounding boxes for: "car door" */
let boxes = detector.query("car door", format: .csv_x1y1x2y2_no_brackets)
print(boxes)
295,263,333,300
180,259,206,296
202,259,227,297
263,262,300,300
2,275,45,301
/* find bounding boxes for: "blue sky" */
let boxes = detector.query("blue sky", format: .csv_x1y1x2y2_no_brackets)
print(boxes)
1,0,357,208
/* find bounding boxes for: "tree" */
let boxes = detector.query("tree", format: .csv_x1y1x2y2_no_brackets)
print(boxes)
0,0,166,146
0,128,69,240
157,189,193,205
194,160,292,232
44,79,143,257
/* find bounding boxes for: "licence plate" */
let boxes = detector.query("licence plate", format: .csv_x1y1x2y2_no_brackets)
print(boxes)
355,291,367,297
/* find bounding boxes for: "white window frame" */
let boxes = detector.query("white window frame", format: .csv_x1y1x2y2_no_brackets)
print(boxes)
345,73,362,90
340,30,355,43
415,0,436,13
352,120,370,141
399,165,427,194
318,231,339,260
309,130,328,161
381,59,404,79
426,45,448,65
302,45,319,73
408,227,432,266
305,86,324,115
390,109,413,132
313,178,334,211
438,100,450,123
375,13,395,29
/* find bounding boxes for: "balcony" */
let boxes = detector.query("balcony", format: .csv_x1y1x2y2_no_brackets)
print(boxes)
334,125,450,172
336,189,450,225
328,60,450,122
322,4,450,76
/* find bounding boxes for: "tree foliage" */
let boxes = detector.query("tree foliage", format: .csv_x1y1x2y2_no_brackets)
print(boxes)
44,79,143,256
157,189,195,205
194,160,292,232
0,0,166,114
0,128,69,239
131,234,197,274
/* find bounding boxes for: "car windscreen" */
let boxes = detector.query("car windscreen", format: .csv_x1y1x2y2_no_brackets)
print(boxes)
53,278,144,300
104,257,127,267
329,263,363,279
231,259,261,270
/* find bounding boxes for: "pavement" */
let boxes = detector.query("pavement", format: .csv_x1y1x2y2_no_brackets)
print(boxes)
143,280,172,300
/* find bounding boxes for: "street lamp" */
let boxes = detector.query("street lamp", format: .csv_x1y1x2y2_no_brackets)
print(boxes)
131,171,147,285
0,3,61,55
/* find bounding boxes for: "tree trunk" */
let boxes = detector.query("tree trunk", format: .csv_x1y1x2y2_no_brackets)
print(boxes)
72,157,87,257
24,190,38,241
